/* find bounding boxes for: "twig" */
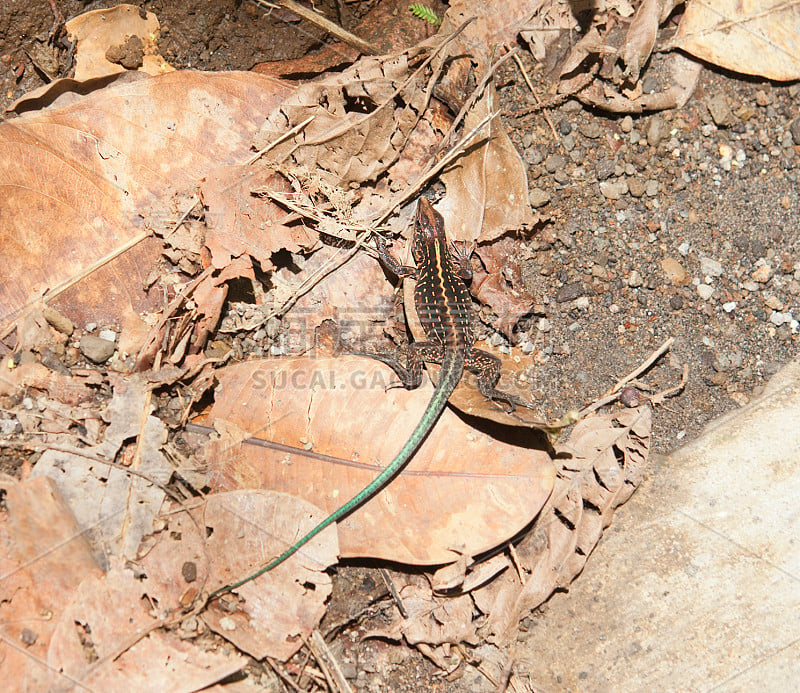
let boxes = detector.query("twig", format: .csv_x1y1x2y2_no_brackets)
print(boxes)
574,337,677,419
378,567,408,618
252,0,378,55
436,47,521,157
308,629,354,693
608,336,674,396
511,52,560,143
246,115,315,166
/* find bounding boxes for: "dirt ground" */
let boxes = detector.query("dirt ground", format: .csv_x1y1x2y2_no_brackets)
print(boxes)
1,1,798,691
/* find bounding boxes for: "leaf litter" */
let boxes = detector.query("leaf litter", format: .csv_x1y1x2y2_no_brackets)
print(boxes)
17,0,791,684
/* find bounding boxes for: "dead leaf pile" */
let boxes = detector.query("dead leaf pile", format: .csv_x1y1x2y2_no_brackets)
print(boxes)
0,0,687,688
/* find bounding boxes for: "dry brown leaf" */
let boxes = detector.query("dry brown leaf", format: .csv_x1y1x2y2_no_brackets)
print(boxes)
622,0,683,82
0,70,291,334
31,376,171,562
671,0,800,81
202,166,318,271
136,490,337,661
201,491,337,660
67,4,173,81
439,85,536,243
252,48,432,191
480,406,651,644
0,476,101,690
202,356,555,566
47,560,244,690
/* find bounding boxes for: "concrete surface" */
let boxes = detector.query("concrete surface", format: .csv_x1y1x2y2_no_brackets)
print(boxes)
517,358,800,691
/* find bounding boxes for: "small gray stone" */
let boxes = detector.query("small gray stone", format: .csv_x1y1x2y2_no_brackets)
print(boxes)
98,328,117,343
599,179,628,200
544,154,566,173
697,284,714,300
699,256,724,278
707,93,735,127
529,187,551,208
79,334,116,363
556,282,584,302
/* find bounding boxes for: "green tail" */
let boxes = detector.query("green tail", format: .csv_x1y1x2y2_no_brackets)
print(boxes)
210,349,465,597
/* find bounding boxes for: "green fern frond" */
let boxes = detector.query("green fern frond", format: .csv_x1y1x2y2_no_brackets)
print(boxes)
409,3,442,26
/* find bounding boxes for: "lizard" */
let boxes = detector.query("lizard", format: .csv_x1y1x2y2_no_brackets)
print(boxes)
211,197,523,596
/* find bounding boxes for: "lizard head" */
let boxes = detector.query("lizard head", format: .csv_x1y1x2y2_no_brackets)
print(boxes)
413,197,446,246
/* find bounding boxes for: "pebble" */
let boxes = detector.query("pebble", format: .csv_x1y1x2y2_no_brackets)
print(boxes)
661,257,689,285
751,264,773,283
770,311,794,326
620,116,633,133
599,178,628,200
644,179,661,196
707,93,735,127
627,270,643,287
699,256,724,278
79,334,116,363
575,296,590,310
537,317,552,332
85,322,97,333
697,284,714,300
790,116,800,145
579,122,602,139
627,177,645,197
678,241,691,256
42,306,74,336
529,187,551,208
99,328,117,343
764,295,783,310
545,154,566,173
556,282,584,302
669,294,684,310
646,117,667,147
722,301,737,312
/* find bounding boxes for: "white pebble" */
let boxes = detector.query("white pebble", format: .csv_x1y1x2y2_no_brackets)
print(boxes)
678,241,690,256
722,301,737,313
537,317,552,333
697,284,714,300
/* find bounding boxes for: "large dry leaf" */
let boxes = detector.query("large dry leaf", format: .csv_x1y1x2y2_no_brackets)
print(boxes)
0,476,101,690
0,70,291,333
671,0,800,80
203,357,555,566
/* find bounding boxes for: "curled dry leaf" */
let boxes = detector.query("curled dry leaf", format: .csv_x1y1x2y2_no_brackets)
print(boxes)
253,48,434,191
671,0,800,81
66,4,173,81
0,70,291,334
480,406,651,644
202,356,555,566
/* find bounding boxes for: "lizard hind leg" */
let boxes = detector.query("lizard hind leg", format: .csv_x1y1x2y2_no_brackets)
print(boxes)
465,347,528,412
